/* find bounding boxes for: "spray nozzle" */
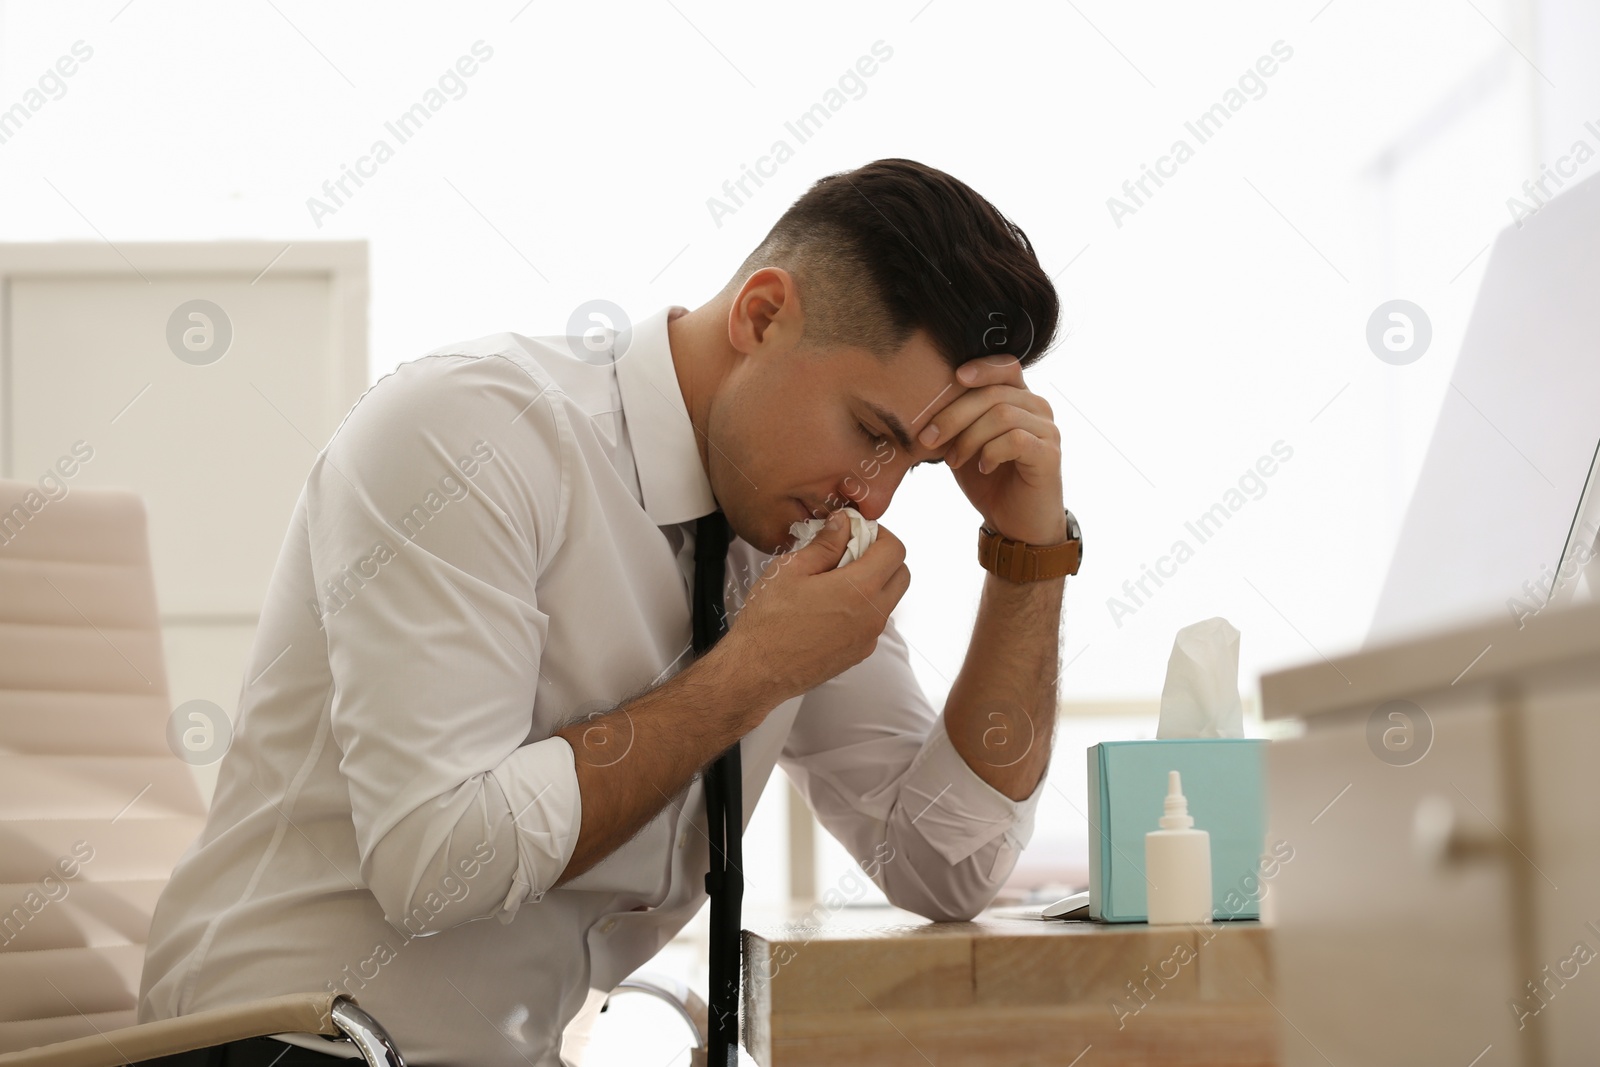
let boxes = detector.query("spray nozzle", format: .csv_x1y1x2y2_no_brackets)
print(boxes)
1159,769,1195,830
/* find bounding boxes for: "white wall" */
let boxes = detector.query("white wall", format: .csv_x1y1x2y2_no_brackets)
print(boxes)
0,0,1568,709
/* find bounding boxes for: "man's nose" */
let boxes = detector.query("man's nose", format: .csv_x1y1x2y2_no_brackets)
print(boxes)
838,469,901,522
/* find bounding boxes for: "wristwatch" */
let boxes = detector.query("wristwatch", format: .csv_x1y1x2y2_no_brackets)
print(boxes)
977,508,1082,582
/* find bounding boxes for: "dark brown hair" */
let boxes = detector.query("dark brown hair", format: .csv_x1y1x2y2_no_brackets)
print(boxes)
722,158,1060,371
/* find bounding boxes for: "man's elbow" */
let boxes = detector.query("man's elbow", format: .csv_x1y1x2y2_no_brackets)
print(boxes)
365,853,455,936
879,861,996,924
911,897,987,924
364,827,505,936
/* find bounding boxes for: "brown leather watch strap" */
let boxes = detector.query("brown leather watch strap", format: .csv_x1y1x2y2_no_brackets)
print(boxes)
977,509,1082,582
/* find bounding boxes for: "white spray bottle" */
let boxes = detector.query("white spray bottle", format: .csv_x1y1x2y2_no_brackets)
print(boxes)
1145,770,1213,925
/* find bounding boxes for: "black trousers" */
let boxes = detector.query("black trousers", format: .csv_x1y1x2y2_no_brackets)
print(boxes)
135,1035,354,1066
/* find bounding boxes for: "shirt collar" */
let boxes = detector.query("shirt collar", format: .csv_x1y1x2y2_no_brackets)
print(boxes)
614,304,717,526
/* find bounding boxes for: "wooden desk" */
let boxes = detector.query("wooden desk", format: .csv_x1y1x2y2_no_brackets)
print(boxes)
741,906,1278,1066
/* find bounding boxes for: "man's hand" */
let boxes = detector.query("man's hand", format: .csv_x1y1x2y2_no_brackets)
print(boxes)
555,513,909,887
729,512,910,705
918,354,1066,545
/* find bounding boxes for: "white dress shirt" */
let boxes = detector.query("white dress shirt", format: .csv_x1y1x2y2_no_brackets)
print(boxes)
137,304,1044,1066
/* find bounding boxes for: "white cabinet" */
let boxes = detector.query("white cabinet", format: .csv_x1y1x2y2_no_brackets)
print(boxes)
1262,599,1600,1066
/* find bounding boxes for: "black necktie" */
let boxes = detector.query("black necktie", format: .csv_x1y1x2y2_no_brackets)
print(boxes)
692,509,742,1066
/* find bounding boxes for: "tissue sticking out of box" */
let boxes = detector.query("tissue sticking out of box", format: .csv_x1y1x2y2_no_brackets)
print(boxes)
788,506,877,568
1156,616,1244,738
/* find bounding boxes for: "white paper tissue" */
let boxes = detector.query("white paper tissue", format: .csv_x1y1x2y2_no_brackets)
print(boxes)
1155,616,1245,739
788,506,877,568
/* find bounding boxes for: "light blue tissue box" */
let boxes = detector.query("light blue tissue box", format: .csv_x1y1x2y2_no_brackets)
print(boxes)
1087,739,1268,922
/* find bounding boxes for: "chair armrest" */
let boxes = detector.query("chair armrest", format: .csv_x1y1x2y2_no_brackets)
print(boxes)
0,993,402,1067
608,972,707,1050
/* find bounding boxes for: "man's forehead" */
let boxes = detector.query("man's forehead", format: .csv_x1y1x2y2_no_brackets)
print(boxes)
850,341,958,461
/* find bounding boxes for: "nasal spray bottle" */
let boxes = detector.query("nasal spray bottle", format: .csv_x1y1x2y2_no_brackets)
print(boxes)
1144,771,1213,925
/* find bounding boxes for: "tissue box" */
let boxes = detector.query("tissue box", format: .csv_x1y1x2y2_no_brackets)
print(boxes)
1087,739,1268,922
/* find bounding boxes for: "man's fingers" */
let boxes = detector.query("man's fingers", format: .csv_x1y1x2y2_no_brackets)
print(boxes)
956,353,1024,387
943,402,1057,471
976,426,1062,485
919,384,1050,455
884,561,911,610
848,526,905,586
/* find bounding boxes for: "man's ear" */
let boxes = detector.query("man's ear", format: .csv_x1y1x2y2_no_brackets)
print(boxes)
729,267,799,355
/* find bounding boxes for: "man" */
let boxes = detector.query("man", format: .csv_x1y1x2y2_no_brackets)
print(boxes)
138,158,1071,1065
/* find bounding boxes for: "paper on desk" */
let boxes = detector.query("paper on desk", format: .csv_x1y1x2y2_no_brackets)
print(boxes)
788,506,877,568
1155,616,1244,738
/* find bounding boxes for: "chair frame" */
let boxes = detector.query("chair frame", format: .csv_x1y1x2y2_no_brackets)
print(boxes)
0,994,404,1067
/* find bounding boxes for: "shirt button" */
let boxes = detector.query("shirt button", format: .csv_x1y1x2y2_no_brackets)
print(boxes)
677,830,688,849
601,918,617,934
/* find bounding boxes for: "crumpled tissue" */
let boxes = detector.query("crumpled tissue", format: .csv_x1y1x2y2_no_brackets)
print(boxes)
788,506,877,568
1155,616,1245,739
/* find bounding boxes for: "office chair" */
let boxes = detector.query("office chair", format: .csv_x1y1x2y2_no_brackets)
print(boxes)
0,480,404,1066
607,971,707,1056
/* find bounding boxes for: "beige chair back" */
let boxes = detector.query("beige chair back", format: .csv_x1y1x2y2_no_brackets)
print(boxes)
0,480,206,1053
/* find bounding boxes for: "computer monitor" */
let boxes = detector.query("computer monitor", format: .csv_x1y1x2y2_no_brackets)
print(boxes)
1548,438,1600,611
1366,170,1600,647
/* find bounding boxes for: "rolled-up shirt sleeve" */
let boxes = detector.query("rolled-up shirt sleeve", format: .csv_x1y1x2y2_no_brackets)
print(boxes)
779,611,1046,922
305,352,580,933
